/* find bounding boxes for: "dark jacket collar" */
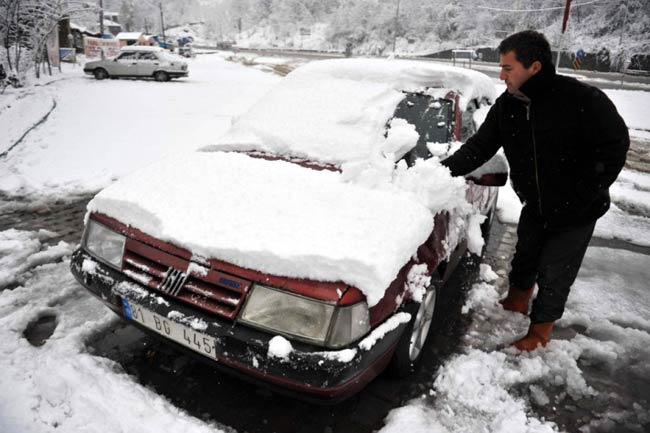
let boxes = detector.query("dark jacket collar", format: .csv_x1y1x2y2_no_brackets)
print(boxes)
517,62,556,102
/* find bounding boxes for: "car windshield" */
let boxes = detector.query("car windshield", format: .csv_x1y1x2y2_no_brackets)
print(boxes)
392,93,453,166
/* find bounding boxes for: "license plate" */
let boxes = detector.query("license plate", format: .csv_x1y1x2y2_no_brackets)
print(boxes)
122,299,218,360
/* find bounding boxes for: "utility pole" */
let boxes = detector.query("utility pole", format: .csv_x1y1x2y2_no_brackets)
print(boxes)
99,0,105,59
159,3,166,44
392,0,400,53
514,0,521,32
619,0,629,87
555,0,572,70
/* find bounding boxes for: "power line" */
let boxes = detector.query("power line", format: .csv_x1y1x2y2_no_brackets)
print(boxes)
478,0,610,13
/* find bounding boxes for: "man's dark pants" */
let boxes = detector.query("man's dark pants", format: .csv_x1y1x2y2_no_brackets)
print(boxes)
508,205,596,324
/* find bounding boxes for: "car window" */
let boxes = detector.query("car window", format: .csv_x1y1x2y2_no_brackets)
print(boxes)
137,52,158,61
460,102,477,142
117,52,136,61
392,93,453,166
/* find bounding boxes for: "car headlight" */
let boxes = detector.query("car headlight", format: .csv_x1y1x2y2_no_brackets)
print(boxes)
327,302,370,348
239,284,370,348
84,220,126,269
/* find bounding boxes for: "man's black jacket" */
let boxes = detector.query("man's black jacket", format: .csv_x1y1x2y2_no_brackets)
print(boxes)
441,63,629,228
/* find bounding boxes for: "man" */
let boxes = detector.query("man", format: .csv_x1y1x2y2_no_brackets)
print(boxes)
441,31,629,351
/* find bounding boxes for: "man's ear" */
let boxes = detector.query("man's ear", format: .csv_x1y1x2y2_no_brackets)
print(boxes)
530,60,542,74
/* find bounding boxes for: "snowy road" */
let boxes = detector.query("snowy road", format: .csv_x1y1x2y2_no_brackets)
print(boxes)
1,53,649,433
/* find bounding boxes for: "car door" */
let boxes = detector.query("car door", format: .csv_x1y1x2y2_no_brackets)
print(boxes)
114,51,138,76
136,52,158,77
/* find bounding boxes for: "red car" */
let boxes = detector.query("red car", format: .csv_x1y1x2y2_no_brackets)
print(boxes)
71,59,506,402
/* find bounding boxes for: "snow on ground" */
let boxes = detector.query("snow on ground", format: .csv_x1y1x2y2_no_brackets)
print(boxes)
0,52,649,433
380,248,650,433
0,94,55,156
497,167,650,248
0,231,228,433
605,89,650,140
2,230,648,432
0,53,280,198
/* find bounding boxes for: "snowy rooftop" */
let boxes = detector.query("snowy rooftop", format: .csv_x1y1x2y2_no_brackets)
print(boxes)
120,45,163,52
116,32,144,40
205,58,497,166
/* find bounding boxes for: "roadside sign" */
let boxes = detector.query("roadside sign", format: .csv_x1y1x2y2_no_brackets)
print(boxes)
84,36,120,58
576,48,586,59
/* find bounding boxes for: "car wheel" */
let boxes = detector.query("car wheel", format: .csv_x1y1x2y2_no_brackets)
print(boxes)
154,71,169,82
480,192,498,246
93,68,108,80
388,280,439,377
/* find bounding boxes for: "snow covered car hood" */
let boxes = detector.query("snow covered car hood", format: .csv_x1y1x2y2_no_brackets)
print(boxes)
87,151,435,306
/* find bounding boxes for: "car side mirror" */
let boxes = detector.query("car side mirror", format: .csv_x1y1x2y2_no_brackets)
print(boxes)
468,172,508,186
465,152,509,186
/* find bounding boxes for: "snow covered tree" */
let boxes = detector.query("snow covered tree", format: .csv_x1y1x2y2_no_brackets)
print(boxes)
119,0,135,32
0,0,101,78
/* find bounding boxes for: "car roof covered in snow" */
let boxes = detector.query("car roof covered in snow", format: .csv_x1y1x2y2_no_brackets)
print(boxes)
119,45,163,52
116,32,144,40
204,58,496,166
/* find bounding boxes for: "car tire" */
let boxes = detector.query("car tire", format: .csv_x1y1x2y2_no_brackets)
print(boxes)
388,278,441,377
480,192,498,246
93,68,108,80
154,71,169,82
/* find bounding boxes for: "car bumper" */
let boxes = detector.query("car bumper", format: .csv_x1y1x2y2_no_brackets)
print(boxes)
169,71,188,78
70,247,405,402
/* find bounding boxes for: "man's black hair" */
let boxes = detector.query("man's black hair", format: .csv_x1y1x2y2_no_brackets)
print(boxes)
498,30,552,68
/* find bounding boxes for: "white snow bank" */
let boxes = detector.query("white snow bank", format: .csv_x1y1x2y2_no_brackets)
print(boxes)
87,152,435,307
0,55,280,198
0,230,226,433
0,94,55,155
0,229,72,288
497,167,650,247
603,89,650,138
381,248,650,433
205,58,496,166
563,247,650,323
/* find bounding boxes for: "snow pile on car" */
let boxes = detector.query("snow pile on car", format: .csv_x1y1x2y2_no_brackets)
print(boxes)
87,59,496,306
88,152,440,306
204,58,497,166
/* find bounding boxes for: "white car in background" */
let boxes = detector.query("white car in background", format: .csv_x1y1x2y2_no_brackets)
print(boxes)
83,46,188,82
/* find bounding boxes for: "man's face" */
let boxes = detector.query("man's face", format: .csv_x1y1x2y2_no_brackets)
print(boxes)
499,50,541,94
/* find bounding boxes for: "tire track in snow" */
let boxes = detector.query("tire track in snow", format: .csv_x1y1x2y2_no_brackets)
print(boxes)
0,96,57,159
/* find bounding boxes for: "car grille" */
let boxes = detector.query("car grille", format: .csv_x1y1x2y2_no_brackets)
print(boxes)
121,238,251,320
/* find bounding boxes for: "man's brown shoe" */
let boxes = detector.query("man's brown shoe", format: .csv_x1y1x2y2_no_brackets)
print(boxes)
512,322,554,351
499,286,535,314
